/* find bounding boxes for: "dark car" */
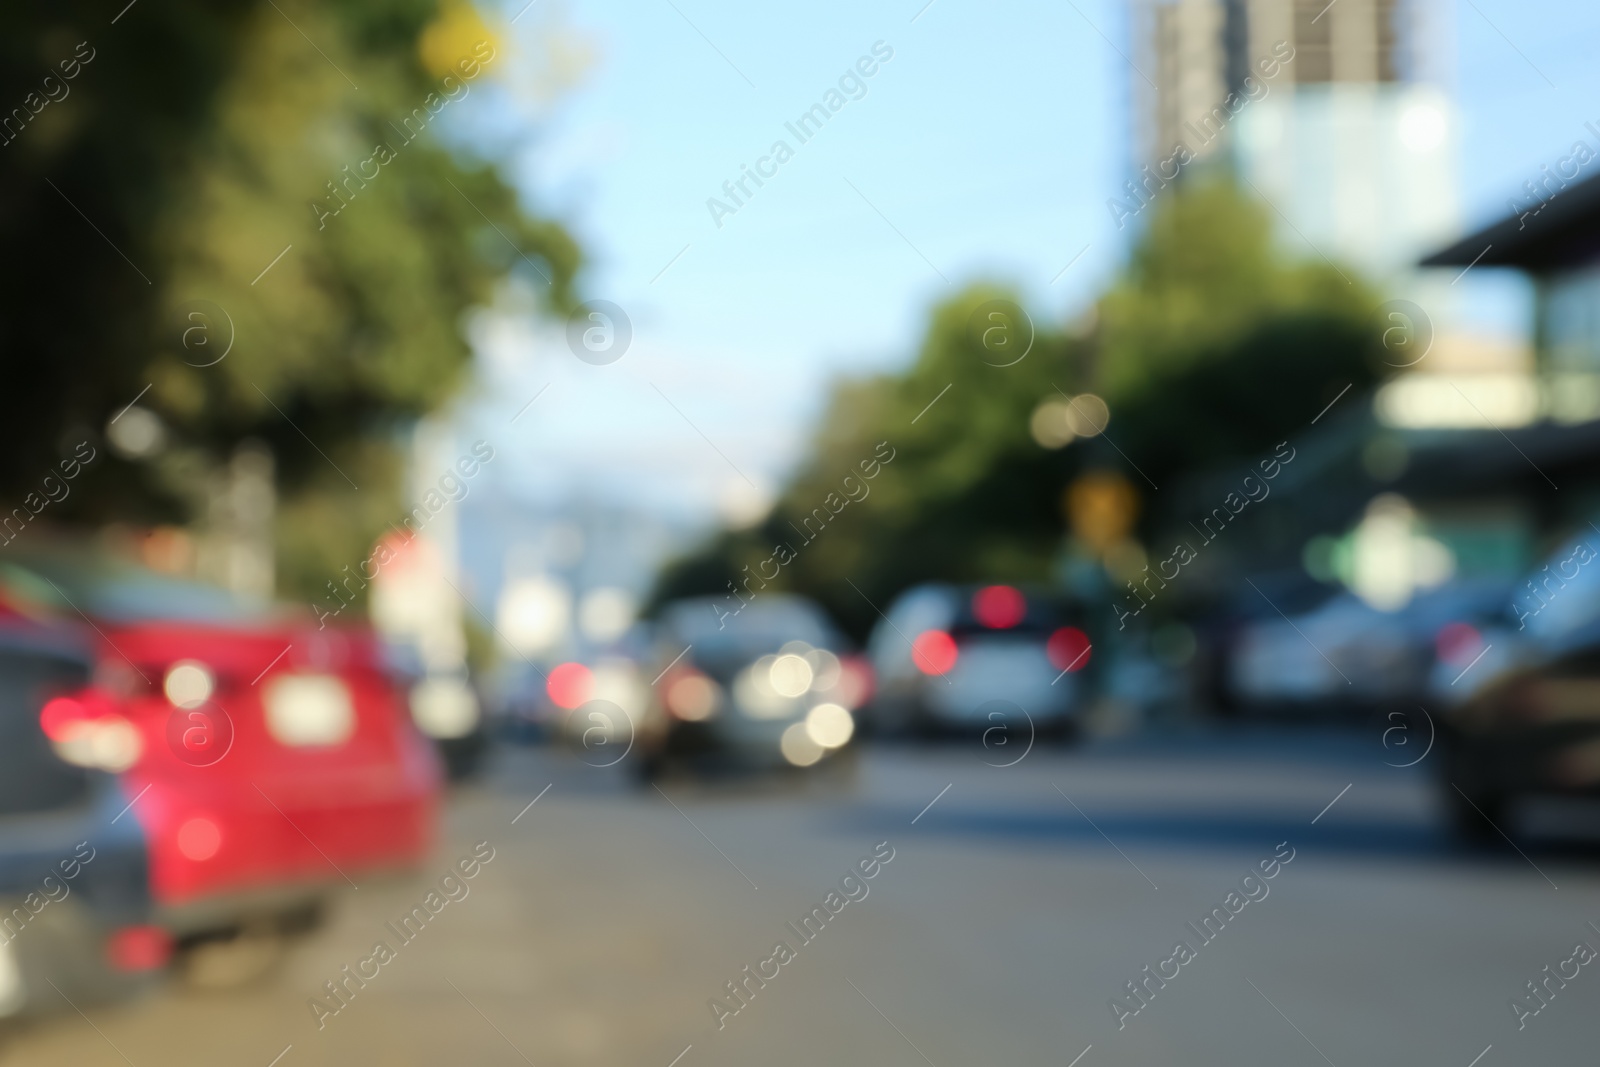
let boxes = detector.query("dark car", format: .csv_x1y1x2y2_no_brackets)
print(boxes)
382,639,490,781
866,583,1095,738
1440,529,1600,841
0,611,167,1025
634,596,871,779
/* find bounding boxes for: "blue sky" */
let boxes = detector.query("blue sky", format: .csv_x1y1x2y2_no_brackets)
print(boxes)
447,0,1600,532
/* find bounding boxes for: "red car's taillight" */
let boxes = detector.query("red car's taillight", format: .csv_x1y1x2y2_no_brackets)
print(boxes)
39,689,142,772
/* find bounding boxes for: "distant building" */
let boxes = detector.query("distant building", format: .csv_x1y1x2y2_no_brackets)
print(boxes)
1126,0,1457,280
1243,171,1600,595
1420,169,1600,426
1147,150,1600,608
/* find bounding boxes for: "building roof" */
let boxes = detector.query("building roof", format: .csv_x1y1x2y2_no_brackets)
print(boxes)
1421,169,1600,272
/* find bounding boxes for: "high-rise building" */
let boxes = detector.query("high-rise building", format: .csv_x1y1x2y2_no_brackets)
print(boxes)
1126,0,1457,281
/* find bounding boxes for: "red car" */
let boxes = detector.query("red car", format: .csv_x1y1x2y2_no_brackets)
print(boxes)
5,549,441,936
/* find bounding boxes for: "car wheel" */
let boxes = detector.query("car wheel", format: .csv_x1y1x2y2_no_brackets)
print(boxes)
1050,719,1083,746
1445,784,1509,845
438,731,491,781
276,898,327,938
631,751,666,786
179,924,287,989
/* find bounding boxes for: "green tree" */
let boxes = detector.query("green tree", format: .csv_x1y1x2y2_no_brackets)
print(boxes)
1096,177,1382,486
651,178,1385,637
0,1,578,596
652,285,1090,637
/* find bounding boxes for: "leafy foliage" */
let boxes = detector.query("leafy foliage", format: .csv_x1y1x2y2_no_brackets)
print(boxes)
0,0,577,597
652,179,1386,638
652,286,1090,637
1098,179,1383,487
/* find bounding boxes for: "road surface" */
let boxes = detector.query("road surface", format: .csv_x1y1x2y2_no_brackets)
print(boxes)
6,724,1599,1066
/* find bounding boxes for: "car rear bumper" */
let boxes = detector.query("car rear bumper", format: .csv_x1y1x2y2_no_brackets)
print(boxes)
0,897,163,1021
917,675,1082,724
129,773,439,911
655,720,846,770
0,778,161,1021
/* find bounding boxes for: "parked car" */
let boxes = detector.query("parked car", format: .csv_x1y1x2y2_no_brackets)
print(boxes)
634,596,870,778
545,654,651,762
484,658,551,743
0,550,442,941
1227,579,1511,716
1191,570,1333,716
489,624,656,749
866,583,1093,737
1438,531,1600,841
0,608,168,1024
382,639,489,780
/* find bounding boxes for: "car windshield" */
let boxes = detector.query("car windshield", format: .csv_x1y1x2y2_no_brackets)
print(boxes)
664,597,836,658
1520,529,1600,640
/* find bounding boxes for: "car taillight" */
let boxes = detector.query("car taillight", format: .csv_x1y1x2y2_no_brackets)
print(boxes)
1436,622,1481,665
105,926,173,972
833,655,875,709
804,703,854,748
662,668,720,721
546,662,594,710
39,690,142,772
1047,627,1092,672
40,693,104,742
912,630,958,675
972,585,1026,629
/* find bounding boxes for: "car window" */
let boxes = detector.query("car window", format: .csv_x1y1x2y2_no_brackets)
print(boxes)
884,586,956,634
665,598,836,657
0,645,92,816
950,588,1066,635
1522,532,1600,640
1,559,269,626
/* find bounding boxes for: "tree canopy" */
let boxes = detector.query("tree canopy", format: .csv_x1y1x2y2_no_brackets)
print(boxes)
651,178,1386,637
1,0,578,594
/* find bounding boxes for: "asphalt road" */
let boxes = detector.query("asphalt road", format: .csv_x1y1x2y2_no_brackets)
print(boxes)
6,724,1600,1066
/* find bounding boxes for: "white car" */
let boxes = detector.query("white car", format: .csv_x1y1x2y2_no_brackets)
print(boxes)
1229,581,1512,712
867,584,1092,736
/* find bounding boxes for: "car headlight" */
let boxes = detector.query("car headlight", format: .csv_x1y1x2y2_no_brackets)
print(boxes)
768,653,813,697
664,670,721,721
804,703,854,749
735,658,801,719
805,648,841,689
780,722,824,766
